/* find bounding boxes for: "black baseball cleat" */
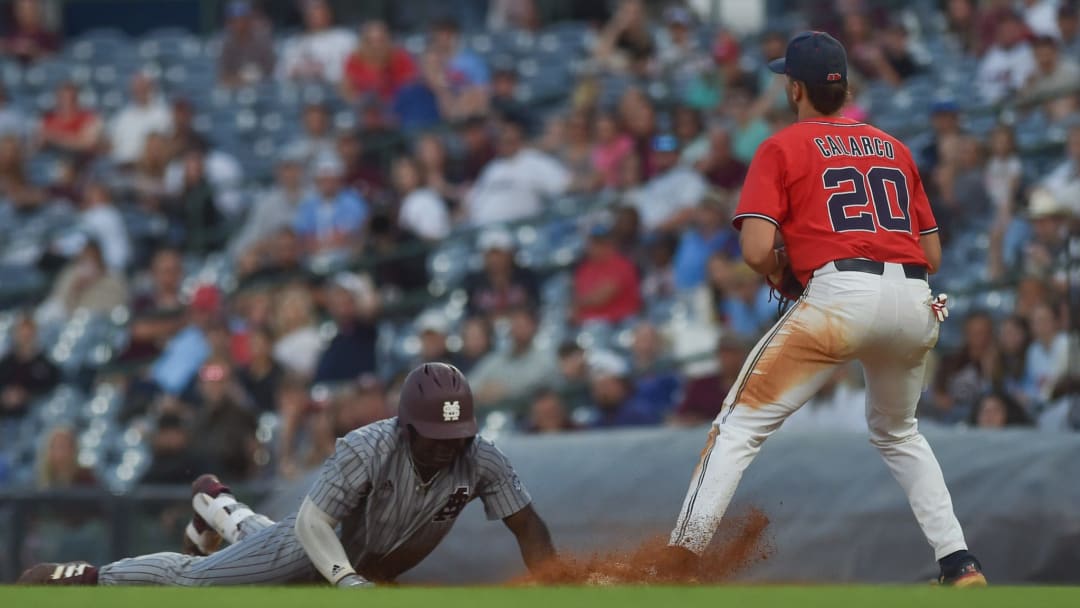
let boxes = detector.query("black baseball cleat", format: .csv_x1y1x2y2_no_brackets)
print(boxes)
18,562,98,585
182,473,232,556
938,551,988,587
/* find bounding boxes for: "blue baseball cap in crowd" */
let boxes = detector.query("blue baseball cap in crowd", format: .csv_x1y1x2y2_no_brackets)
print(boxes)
768,31,848,84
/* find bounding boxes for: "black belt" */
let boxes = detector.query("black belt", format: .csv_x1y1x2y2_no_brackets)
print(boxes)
832,258,928,281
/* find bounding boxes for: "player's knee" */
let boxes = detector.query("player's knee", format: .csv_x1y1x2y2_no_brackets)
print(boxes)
868,423,919,448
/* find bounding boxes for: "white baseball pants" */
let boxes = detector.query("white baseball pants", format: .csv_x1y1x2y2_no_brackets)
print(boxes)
670,261,968,561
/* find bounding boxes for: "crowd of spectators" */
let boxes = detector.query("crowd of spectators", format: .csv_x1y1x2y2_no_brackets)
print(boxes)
0,0,1077,491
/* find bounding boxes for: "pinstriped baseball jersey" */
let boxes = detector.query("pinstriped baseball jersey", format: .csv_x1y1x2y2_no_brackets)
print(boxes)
307,418,531,581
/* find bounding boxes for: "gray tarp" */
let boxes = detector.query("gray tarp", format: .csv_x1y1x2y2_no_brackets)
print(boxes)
260,426,1080,584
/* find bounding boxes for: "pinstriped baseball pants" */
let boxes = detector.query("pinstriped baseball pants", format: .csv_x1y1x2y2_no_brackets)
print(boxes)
670,263,968,561
98,508,320,586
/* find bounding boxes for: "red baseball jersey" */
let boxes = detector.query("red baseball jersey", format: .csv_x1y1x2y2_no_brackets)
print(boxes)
733,116,937,285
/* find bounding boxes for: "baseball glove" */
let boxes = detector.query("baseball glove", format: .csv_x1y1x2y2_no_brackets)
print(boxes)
765,247,804,303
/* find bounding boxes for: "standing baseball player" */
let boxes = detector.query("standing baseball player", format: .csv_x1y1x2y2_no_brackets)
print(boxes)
664,32,986,586
19,363,557,587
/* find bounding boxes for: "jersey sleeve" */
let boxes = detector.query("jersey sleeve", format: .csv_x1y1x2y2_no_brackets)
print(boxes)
474,438,532,520
306,434,374,521
732,138,788,230
908,160,938,235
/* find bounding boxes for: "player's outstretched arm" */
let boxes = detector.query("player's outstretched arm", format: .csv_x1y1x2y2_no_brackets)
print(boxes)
502,504,557,573
295,497,372,588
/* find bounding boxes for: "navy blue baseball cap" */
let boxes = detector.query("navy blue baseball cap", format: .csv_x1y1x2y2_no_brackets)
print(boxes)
768,31,848,84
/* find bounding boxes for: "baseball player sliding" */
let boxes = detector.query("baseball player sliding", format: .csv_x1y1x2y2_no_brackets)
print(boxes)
19,363,557,587
664,32,986,586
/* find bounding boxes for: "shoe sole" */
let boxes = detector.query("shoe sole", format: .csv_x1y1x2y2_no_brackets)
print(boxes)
952,572,988,587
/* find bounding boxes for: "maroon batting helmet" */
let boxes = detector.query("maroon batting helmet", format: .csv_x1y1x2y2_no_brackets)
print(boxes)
397,362,477,440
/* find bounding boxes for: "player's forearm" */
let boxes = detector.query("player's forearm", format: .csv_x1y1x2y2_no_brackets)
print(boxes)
506,507,557,573
294,497,358,585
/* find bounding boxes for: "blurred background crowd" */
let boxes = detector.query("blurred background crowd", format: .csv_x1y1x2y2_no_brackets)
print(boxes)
0,0,1077,500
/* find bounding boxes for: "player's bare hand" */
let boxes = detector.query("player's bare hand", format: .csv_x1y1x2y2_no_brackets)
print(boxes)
336,573,375,588
930,293,949,323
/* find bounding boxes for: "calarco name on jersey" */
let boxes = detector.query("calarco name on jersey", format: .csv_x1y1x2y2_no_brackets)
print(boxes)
812,135,895,160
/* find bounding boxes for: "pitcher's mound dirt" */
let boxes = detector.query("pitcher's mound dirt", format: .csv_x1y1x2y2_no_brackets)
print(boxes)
515,507,773,586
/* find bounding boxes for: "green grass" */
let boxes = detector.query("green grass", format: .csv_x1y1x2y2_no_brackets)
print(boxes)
2,586,1079,608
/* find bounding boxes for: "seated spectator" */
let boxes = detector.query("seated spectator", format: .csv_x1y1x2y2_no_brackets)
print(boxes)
271,284,324,378
640,231,678,301
167,136,247,219
165,98,211,160
235,327,284,413
0,84,30,141
75,180,131,271
414,132,464,205
618,89,658,176
231,151,309,256
1018,189,1072,280
1042,125,1080,213
1,0,59,65
393,155,450,240
489,65,534,135
1020,36,1080,120
525,389,576,433
293,155,368,255
591,112,634,188
277,0,356,85
878,22,923,85
932,135,992,243
108,73,173,166
456,316,493,375
1061,4,1080,55
129,131,172,205
141,413,209,484
150,284,220,397
725,86,772,164
586,350,662,428
1025,303,1070,404
238,228,310,287
969,392,1033,429
997,314,1032,406
573,225,642,325
189,360,258,481
428,17,489,88
285,103,337,168
0,134,45,212
363,211,429,302
314,276,379,384
0,314,60,419
673,200,740,291
469,306,557,411
465,116,570,225
683,30,755,111
843,14,916,86
550,341,585,402
926,312,998,424
976,12,1037,104
669,335,749,426
127,247,184,328
915,99,963,175
336,130,387,203
611,205,642,256
167,147,227,254
217,0,276,89
630,134,707,233
629,322,681,412
695,125,747,187
331,375,391,437
36,426,95,489
39,241,128,322
983,125,1023,218
342,20,417,102
593,0,656,75
464,228,539,319
457,115,496,183
38,82,103,159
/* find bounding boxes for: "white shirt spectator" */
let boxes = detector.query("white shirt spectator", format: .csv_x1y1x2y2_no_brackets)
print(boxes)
630,166,708,231
976,42,1037,103
109,98,173,164
230,185,309,255
1042,158,1080,215
276,28,357,84
984,155,1022,210
1026,333,1070,401
80,204,132,271
398,188,451,240
466,149,571,226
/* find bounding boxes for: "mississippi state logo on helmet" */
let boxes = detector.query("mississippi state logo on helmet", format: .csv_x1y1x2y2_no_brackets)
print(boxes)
397,363,477,439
